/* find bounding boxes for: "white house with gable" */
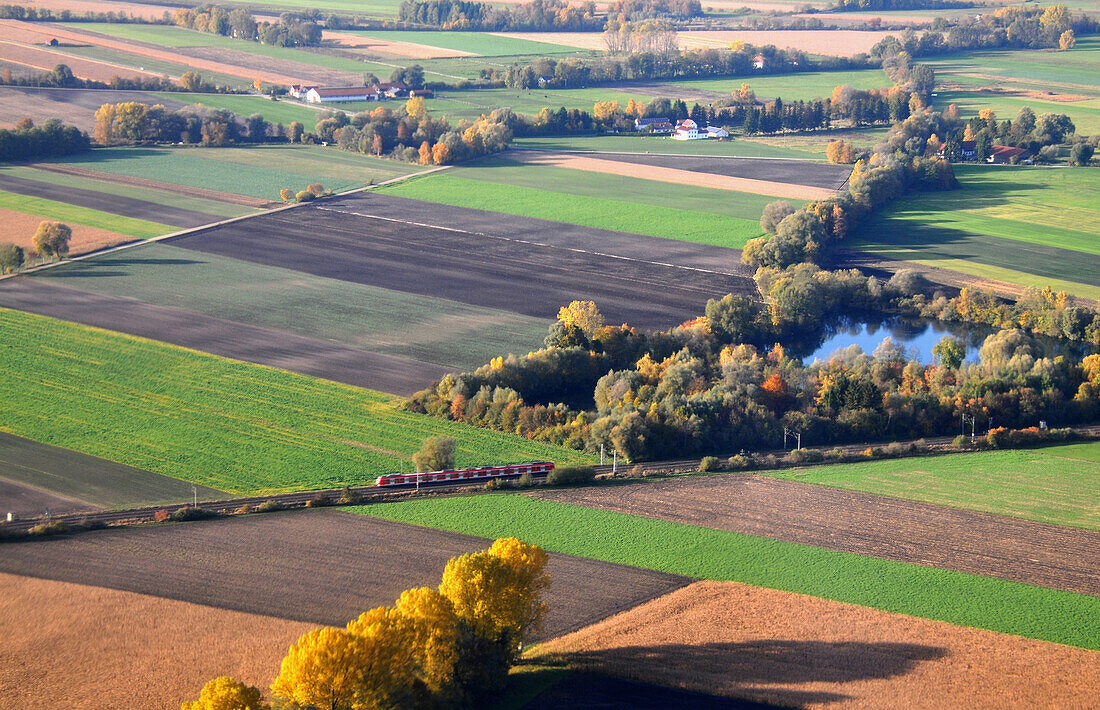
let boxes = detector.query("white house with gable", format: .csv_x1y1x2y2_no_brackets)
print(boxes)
672,119,700,140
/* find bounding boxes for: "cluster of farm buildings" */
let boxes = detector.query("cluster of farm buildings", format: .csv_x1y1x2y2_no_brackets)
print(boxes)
288,82,433,103
635,117,730,140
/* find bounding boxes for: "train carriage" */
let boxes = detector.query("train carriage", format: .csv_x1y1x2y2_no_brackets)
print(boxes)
375,461,554,487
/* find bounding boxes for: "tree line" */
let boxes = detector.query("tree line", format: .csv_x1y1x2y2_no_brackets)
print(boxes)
0,117,89,162
398,0,602,31
829,0,973,11
182,537,551,710
92,102,276,146
172,5,323,47
408,273,1100,462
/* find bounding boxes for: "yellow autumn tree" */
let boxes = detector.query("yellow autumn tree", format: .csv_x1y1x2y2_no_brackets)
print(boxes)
418,140,433,165
395,587,461,693
432,141,452,165
624,98,641,116
405,96,427,119
488,537,551,640
1060,29,1076,50
181,677,267,710
593,100,621,122
557,300,604,338
253,78,264,93
737,82,755,104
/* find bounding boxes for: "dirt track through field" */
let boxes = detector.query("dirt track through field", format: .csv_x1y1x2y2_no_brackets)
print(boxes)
0,208,134,255
0,509,692,640
0,173,223,227
165,194,756,331
0,572,315,710
532,475,1100,596
536,581,1100,709
0,278,449,396
32,162,272,206
506,150,840,200
0,38,158,82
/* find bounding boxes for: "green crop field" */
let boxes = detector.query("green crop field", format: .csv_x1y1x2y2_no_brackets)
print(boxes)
355,494,1100,650
852,165,1100,300
378,161,774,247
39,242,551,371
512,135,817,159
0,165,253,219
424,86,658,121
764,443,1100,530
0,308,593,496
668,68,891,101
62,23,399,78
149,92,325,130
343,30,580,57
52,145,417,201
0,190,174,238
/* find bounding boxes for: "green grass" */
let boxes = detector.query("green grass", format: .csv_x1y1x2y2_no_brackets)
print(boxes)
354,494,1100,651
0,190,174,238
39,242,551,371
0,308,593,494
149,92,326,130
0,165,253,220
344,30,580,57
53,146,414,200
378,167,768,248
51,43,251,90
669,69,891,101
763,443,1100,531
424,87,659,122
852,165,1100,298
512,135,818,159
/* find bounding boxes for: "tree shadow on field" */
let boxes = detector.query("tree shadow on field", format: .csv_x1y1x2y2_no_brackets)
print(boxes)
539,639,948,708
47,256,204,278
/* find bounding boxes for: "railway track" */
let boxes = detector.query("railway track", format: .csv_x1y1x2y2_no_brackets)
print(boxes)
5,425,1098,536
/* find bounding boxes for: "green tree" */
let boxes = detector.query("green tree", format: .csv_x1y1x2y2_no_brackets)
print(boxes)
1070,143,1093,166
32,221,71,259
413,435,456,472
759,200,794,234
932,335,965,369
287,121,304,143
0,243,24,273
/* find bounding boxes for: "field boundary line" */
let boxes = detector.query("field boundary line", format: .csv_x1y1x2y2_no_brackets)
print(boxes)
315,204,749,279
0,163,449,282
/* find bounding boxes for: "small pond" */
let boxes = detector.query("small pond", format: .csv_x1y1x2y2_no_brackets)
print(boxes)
788,316,1088,365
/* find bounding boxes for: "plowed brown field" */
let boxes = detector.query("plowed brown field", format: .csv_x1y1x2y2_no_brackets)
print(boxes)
0,572,313,710
0,208,134,255
536,580,1100,709
531,475,1100,596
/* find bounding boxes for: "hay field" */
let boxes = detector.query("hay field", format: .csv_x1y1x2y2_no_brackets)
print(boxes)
535,581,1100,709
0,572,312,710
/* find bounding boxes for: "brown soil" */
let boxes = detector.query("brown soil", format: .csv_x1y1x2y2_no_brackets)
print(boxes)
173,44,361,86
31,162,273,207
0,571,314,710
0,207,134,255
508,150,839,200
0,510,692,640
530,475,1100,596
323,29,475,59
0,39,156,82
0,20,301,86
0,86,188,130
535,581,1100,709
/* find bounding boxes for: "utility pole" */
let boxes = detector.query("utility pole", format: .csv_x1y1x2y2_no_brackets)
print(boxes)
783,427,802,451
600,443,605,465
192,485,197,508
612,449,617,476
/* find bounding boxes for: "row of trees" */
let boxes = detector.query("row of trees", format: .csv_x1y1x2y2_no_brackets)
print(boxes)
0,118,89,162
409,277,1100,461
182,538,550,710
92,102,276,146
829,0,972,10
317,100,513,164
173,5,322,46
607,0,703,21
397,0,602,30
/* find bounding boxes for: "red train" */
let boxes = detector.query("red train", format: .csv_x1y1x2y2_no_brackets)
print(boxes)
375,461,555,487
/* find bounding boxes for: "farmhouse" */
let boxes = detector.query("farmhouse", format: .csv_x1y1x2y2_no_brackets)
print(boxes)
635,117,673,133
988,145,1031,164
672,119,729,140
302,82,410,103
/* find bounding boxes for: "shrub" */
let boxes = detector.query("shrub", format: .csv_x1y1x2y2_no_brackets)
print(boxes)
517,472,535,488
883,441,910,457
986,427,1010,449
546,465,595,486
235,503,254,515
28,520,70,536
413,435,456,472
257,500,284,513
307,493,332,508
78,518,106,531
171,506,216,522
952,434,969,449
824,447,848,461
295,190,315,202
725,454,750,470
627,464,646,478
338,486,362,505
153,509,171,522
785,448,824,464
698,456,720,472
307,182,326,196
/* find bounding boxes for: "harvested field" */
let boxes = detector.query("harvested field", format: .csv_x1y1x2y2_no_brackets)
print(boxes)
0,572,315,710
173,44,361,86
0,207,133,255
526,672,776,710
0,430,224,514
0,477,94,518
531,475,1100,596
32,162,273,207
0,86,188,131
0,39,156,82
507,150,845,199
11,0,194,21
166,194,756,331
535,581,1100,709
0,278,449,396
0,509,692,640
324,29,474,58
0,173,223,227
495,29,904,56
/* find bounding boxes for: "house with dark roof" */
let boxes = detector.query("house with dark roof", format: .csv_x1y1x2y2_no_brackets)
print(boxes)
987,145,1031,164
634,117,673,133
